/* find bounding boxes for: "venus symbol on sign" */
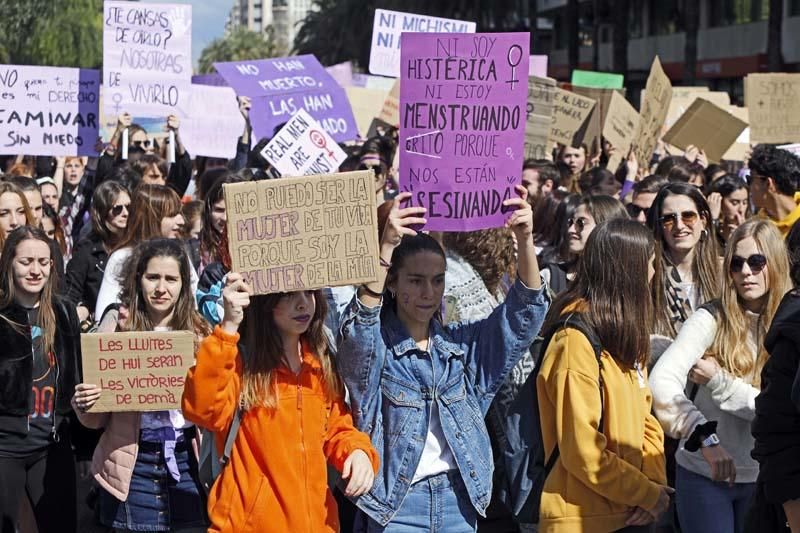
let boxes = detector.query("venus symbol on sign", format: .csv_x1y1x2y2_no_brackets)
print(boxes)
310,130,335,159
505,45,523,91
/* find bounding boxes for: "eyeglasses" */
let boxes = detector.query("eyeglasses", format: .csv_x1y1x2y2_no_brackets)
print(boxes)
567,217,590,232
132,140,152,148
730,253,767,273
626,204,650,219
658,211,699,230
110,204,130,216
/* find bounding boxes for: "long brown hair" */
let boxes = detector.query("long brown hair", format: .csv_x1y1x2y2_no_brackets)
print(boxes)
0,181,34,249
443,228,515,295
199,173,237,264
91,181,130,249
114,184,181,252
0,226,58,357
118,238,210,340
707,220,792,386
238,291,340,409
544,219,655,368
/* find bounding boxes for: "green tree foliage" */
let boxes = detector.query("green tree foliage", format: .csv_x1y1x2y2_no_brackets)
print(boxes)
198,27,281,73
1,0,102,68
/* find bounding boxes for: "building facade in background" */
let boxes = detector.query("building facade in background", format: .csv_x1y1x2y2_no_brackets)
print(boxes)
225,0,315,53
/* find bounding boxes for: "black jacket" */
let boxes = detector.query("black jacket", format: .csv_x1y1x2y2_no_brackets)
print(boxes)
0,297,82,438
64,232,108,314
751,289,800,489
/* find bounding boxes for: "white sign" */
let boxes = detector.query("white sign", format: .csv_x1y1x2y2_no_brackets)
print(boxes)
181,85,244,159
369,9,476,77
103,1,192,118
0,65,100,156
259,109,347,177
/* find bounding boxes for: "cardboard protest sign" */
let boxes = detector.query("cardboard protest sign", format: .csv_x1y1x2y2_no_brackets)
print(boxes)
378,80,400,126
602,91,640,172
525,76,556,160
666,90,730,129
260,109,347,177
81,331,194,412
369,9,476,77
633,56,672,168
214,56,358,143
345,86,388,138
399,32,529,231
0,65,99,156
224,170,380,294
181,85,244,159
103,1,192,118
529,56,548,77
571,70,624,90
663,98,747,164
722,106,750,161
745,73,800,144
571,86,620,157
548,88,596,148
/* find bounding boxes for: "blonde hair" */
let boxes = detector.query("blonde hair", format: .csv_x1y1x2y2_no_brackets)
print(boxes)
708,220,792,386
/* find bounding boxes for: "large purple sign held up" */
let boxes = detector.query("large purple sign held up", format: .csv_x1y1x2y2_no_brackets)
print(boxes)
399,33,529,231
213,55,358,143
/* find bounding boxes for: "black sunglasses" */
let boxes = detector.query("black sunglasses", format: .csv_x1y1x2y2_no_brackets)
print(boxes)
730,254,767,273
567,217,590,232
626,204,650,219
132,140,152,148
110,204,130,216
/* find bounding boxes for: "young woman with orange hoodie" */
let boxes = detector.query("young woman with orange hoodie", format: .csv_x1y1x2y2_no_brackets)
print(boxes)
182,280,379,532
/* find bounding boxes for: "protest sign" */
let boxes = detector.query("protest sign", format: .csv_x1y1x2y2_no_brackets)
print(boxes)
723,106,750,161
352,74,397,91
378,80,400,126
192,73,227,86
548,88,596,148
260,109,347,177
181,84,244,160
345,86,388,138
745,73,800,144
529,56,548,77
399,32,529,231
525,76,556,160
214,55,358,143
572,86,620,156
224,170,380,294
103,1,192,118
633,56,672,168
602,91,639,172
0,65,100,157
326,61,353,87
369,9,476,77
665,90,730,128
663,98,747,163
81,330,194,412
571,70,624,90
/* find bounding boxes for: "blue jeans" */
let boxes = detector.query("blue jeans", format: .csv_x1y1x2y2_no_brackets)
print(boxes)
675,465,755,533
358,471,478,532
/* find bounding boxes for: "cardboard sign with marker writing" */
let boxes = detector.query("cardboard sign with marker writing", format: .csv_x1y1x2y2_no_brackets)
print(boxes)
602,91,639,172
260,109,347,177
81,331,194,412
633,56,672,168
224,170,380,295
549,88,596,148
378,80,400,126
525,76,556,160
745,73,800,144
663,99,747,163
666,91,730,129
572,86,622,157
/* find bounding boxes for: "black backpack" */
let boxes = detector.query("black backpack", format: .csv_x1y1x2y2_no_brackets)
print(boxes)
499,312,605,524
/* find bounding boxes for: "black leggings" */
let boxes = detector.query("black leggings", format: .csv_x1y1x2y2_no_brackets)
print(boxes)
0,439,76,533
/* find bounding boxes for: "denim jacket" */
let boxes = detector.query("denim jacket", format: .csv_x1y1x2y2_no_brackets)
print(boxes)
337,278,549,525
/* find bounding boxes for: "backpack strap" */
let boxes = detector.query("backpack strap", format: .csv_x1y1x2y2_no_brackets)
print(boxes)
539,313,605,477
220,403,243,466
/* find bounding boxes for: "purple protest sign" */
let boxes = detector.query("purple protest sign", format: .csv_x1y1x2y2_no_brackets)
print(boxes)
399,33,529,231
192,73,228,86
213,55,358,143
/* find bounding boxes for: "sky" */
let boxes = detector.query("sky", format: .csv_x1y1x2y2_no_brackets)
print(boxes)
150,0,232,71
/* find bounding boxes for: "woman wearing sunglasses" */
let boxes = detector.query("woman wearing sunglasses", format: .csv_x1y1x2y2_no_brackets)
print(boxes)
650,219,792,533
648,182,721,338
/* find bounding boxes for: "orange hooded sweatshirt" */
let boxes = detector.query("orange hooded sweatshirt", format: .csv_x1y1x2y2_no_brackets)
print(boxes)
182,326,379,533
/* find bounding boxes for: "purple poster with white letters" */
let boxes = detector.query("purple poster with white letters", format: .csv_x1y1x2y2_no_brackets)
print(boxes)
399,33,529,231
213,55,358,143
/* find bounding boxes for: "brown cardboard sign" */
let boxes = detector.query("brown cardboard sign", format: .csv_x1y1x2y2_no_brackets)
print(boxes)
524,76,556,160
722,106,750,161
633,56,672,168
378,80,400,126
224,170,380,295
666,91,730,129
572,86,623,158
548,87,596,148
602,91,640,172
663,99,748,163
745,73,800,144
345,86,389,138
81,331,194,412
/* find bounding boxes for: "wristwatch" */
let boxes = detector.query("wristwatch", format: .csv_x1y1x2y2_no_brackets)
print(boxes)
701,433,720,448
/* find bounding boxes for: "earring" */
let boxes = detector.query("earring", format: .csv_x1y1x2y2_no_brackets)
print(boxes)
389,290,396,298
700,229,709,241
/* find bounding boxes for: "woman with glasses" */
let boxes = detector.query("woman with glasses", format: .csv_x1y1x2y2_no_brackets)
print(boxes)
648,182,722,338
650,220,792,533
64,181,131,329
